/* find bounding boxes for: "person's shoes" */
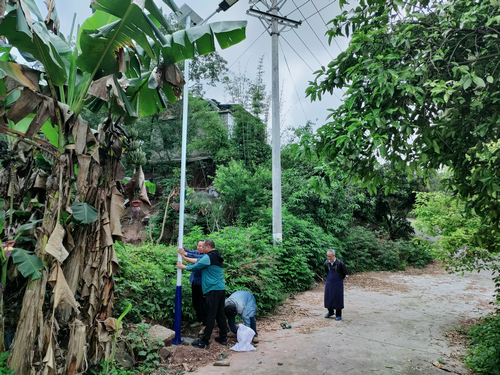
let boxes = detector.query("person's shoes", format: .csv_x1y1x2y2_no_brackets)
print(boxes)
189,321,202,328
252,335,259,344
214,336,228,345
227,331,237,338
325,312,333,318
191,339,210,349
335,316,342,321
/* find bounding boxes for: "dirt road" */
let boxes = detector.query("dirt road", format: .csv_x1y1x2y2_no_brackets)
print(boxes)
194,263,496,375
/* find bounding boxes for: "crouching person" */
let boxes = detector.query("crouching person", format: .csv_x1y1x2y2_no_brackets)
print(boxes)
224,290,259,343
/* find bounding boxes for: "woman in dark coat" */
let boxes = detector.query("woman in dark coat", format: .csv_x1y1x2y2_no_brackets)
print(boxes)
324,249,347,320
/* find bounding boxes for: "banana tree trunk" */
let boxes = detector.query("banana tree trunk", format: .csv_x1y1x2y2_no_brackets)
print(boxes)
8,118,124,374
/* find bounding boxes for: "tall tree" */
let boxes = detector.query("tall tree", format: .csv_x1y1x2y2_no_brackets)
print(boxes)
306,0,500,250
229,105,271,170
223,55,271,124
190,52,229,97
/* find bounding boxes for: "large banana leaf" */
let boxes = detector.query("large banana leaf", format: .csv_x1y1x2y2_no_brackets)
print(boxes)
11,248,44,280
77,0,247,82
0,10,70,86
128,72,166,117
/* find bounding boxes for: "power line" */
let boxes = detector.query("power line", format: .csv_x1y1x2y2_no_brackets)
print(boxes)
228,29,267,70
290,0,334,60
305,1,337,21
284,0,311,18
290,28,323,66
280,34,315,71
282,32,345,103
279,39,308,122
310,0,343,53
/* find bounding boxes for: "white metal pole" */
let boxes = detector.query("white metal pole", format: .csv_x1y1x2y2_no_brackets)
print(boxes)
271,0,282,244
177,15,190,284
173,14,191,345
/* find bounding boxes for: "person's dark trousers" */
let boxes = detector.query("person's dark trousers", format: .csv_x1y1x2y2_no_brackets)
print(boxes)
328,309,342,318
202,289,227,343
250,317,257,335
191,283,206,324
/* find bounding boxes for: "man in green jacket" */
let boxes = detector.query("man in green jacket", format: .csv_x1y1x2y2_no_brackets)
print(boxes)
177,239,227,349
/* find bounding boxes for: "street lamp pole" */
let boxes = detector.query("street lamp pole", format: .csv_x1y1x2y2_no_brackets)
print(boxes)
173,12,192,345
173,0,241,345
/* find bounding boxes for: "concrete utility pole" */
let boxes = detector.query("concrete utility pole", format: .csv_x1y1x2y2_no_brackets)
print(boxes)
247,1,301,245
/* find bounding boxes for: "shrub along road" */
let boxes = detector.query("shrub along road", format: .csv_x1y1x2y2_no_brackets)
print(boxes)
195,263,495,374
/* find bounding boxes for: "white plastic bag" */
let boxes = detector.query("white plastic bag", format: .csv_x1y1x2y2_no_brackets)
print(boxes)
230,323,256,352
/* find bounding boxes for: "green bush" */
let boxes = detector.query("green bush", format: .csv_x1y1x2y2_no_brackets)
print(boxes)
257,208,344,278
213,160,271,226
0,351,14,375
343,226,434,272
464,313,500,374
114,242,195,324
191,225,285,313
343,226,381,272
115,213,335,322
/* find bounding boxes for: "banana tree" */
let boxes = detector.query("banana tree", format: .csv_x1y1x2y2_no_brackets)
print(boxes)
0,0,246,373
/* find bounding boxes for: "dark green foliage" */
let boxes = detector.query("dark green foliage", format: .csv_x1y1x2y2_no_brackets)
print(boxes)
306,0,500,253
185,190,230,234
354,165,424,240
114,242,195,324
125,323,163,373
213,160,271,226
229,105,271,170
188,97,233,165
0,351,14,375
464,313,500,375
195,225,286,313
284,176,357,237
115,212,341,322
257,208,343,278
342,226,381,272
343,226,433,273
275,243,314,293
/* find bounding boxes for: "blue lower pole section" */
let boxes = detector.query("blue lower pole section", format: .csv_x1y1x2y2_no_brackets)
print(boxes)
172,285,183,345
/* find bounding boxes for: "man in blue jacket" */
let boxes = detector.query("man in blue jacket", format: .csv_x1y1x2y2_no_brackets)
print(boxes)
177,239,227,349
178,241,205,328
225,290,259,343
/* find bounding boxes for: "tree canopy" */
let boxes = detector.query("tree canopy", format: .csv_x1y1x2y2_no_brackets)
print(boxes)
306,0,500,245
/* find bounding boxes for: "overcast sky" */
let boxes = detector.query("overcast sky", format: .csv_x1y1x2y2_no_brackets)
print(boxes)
37,0,349,133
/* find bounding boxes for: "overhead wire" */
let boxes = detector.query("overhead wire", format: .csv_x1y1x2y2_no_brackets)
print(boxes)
310,0,343,53
279,39,308,123
284,0,311,17
204,29,267,96
290,28,323,66
228,29,268,70
304,1,337,21
280,33,344,105
280,34,315,71
289,0,334,60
